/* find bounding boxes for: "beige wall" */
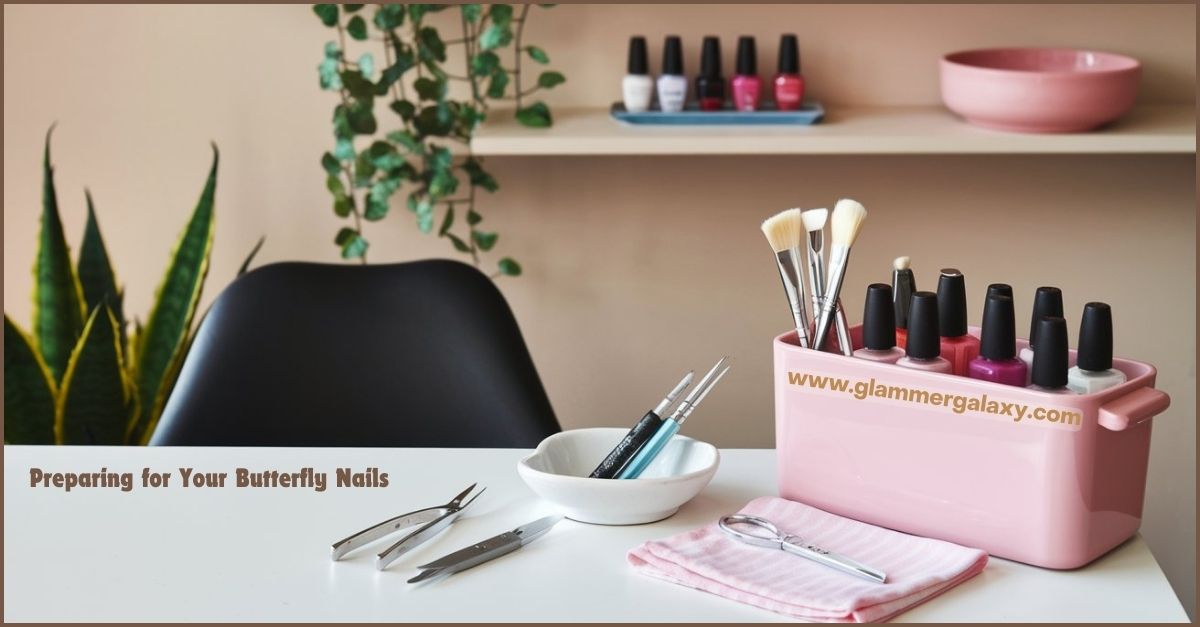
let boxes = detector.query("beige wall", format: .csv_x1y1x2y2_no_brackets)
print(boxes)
4,3,1194,615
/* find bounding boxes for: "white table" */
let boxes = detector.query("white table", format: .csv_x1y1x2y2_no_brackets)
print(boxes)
4,446,1187,622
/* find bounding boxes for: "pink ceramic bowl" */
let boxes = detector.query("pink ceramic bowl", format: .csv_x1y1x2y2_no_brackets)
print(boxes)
940,47,1141,133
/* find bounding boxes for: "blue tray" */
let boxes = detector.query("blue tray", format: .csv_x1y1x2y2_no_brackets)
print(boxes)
610,102,824,125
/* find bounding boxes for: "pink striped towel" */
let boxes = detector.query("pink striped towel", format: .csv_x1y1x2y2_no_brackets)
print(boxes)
628,497,988,622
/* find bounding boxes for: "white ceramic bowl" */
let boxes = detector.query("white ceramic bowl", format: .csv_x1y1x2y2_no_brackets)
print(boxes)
518,428,720,525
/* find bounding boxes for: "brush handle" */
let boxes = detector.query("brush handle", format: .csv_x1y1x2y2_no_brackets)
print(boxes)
589,412,662,479
617,420,680,479
813,245,850,351
834,302,853,356
774,251,810,347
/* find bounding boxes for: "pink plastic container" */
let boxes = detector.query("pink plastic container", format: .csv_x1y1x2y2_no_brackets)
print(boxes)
940,47,1141,133
774,324,1169,569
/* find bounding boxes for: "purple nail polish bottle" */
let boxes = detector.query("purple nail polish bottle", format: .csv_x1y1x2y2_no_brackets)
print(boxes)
967,294,1027,386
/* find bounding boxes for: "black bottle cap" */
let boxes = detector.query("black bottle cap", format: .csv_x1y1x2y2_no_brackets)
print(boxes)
1077,302,1114,371
862,284,897,350
906,291,941,360
980,294,1017,360
1028,287,1063,345
778,34,800,74
1031,316,1069,388
936,268,967,338
987,283,1013,300
736,36,757,75
627,36,648,75
662,36,683,74
700,36,722,77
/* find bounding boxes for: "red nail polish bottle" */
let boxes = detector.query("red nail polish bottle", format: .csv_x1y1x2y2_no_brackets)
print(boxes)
695,36,726,111
731,36,762,112
773,34,805,111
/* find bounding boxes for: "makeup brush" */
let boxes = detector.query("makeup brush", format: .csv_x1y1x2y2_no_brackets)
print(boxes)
801,208,853,356
761,209,810,347
589,370,693,479
812,199,868,351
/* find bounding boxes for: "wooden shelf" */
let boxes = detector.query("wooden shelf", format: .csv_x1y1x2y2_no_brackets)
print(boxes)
470,105,1195,156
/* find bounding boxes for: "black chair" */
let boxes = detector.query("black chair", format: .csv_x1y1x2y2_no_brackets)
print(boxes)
150,260,560,446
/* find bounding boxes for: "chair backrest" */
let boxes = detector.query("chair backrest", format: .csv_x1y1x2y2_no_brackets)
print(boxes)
150,260,560,447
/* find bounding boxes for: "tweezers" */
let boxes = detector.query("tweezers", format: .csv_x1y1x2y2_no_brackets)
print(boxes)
331,483,484,571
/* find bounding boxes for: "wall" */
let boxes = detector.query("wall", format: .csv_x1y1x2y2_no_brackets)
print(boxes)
3,3,1194,614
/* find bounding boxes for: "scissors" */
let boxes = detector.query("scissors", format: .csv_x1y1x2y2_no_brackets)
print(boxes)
331,483,484,570
718,514,887,583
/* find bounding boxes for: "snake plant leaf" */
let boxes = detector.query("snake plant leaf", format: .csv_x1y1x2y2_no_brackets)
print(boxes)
57,306,131,445
130,145,218,444
238,236,266,276
77,190,126,349
34,127,87,381
4,316,57,444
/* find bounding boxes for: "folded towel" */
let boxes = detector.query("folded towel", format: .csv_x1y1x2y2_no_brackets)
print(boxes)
628,497,988,622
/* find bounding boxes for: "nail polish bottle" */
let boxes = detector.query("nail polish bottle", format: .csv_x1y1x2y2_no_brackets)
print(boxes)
854,284,904,364
656,36,687,113
987,283,1013,300
731,36,762,112
696,36,726,111
773,34,805,111
967,294,1027,386
1029,317,1072,393
1018,287,1063,384
936,269,980,376
1067,302,1127,394
622,36,653,113
892,256,915,349
896,292,953,373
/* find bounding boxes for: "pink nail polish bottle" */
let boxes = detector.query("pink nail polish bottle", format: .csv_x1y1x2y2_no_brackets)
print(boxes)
854,284,904,363
731,36,761,112
896,291,953,373
967,294,1027,386
937,268,980,376
773,34,805,111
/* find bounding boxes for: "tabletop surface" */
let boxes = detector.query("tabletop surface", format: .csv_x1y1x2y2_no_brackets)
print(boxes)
3,445,1187,622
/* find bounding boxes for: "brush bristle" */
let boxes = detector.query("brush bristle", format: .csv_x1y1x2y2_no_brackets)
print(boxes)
760,208,803,252
800,208,828,233
830,199,867,247
894,256,910,271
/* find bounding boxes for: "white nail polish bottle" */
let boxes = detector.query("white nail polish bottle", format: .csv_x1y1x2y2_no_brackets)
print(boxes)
1067,302,1127,394
622,36,653,113
656,36,687,113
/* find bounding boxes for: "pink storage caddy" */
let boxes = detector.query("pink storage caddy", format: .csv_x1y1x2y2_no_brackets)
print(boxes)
774,325,1169,569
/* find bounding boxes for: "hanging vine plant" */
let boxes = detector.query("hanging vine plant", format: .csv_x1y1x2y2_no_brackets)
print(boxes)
313,3,564,278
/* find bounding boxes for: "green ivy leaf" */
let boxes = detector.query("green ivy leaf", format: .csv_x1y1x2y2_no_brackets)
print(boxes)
526,46,550,64
446,233,471,253
368,141,406,171
312,4,339,27
417,211,434,234
463,159,499,193
537,71,566,89
333,138,355,161
319,56,342,90
321,152,341,176
346,99,377,134
386,130,421,153
467,208,483,225
471,51,499,75
332,105,353,140
515,101,552,127
497,257,522,277
438,206,455,235
335,228,368,260
461,3,482,22
346,15,368,40
390,99,416,121
427,145,453,171
487,71,509,98
366,178,401,221
417,26,446,62
340,69,375,100
379,46,414,90
472,230,498,251
374,4,404,29
414,105,452,136
358,53,374,79
409,3,447,22
353,151,376,187
326,173,346,197
344,4,363,12
334,196,354,218
414,77,445,101
489,4,513,25
429,170,458,198
479,23,512,51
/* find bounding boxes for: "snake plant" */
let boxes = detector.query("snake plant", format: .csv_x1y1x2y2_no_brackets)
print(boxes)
3,129,252,445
